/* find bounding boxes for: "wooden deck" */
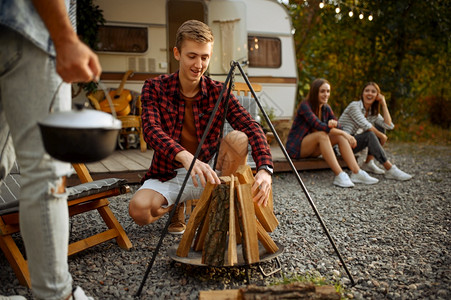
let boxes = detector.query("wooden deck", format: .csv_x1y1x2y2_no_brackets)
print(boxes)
67,145,346,186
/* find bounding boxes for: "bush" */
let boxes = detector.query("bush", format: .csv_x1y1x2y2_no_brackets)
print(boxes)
423,96,451,129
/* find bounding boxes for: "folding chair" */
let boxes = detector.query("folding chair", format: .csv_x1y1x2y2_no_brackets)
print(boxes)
0,162,132,287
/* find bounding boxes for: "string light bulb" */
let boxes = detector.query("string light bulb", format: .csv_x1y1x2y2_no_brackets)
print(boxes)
314,1,374,21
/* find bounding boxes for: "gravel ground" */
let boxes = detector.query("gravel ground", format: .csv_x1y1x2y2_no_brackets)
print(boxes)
1,142,450,299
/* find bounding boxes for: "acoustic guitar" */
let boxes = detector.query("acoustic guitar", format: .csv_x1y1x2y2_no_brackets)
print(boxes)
100,70,134,116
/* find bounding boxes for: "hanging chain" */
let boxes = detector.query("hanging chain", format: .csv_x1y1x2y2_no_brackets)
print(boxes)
230,60,236,91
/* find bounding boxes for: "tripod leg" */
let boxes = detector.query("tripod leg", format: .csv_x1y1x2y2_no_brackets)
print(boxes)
235,62,355,286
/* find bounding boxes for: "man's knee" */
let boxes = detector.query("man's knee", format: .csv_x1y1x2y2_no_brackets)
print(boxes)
128,195,155,225
129,191,170,225
222,130,249,156
129,199,147,225
217,130,249,176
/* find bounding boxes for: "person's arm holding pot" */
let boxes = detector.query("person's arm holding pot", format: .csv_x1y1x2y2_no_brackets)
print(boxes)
31,0,101,83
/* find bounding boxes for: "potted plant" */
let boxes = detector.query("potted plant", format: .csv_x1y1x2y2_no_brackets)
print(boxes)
73,0,105,97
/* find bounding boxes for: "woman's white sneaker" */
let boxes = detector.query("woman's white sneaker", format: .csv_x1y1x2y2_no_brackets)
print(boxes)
350,169,379,184
362,160,385,174
333,172,355,188
385,165,413,181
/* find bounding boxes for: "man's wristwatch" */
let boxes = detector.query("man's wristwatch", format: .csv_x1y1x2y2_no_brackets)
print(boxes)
258,164,274,176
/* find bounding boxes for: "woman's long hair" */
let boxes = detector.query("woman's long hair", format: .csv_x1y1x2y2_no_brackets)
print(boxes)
301,78,330,117
361,82,380,116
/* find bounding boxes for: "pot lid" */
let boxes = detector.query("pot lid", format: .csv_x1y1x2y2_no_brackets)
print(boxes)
39,108,122,129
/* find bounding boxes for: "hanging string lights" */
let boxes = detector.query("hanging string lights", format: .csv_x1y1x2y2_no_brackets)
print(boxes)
313,0,374,21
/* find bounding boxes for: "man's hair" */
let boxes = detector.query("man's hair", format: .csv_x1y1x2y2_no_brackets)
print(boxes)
175,20,214,51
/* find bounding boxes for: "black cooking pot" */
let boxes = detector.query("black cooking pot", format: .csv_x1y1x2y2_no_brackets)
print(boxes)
39,82,122,163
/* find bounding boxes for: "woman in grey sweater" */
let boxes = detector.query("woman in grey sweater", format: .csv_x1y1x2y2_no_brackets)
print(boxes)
338,82,412,181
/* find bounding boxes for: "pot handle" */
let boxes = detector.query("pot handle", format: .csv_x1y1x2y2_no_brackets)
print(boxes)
97,81,118,120
48,81,118,121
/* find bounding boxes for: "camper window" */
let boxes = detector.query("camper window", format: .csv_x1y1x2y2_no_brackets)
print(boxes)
96,25,148,53
248,36,281,68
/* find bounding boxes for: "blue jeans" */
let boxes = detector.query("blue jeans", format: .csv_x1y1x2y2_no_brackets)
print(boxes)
352,125,388,164
0,26,73,300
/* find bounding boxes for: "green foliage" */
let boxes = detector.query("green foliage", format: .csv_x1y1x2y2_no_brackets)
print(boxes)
76,0,105,94
76,0,105,48
259,106,276,130
271,270,347,299
423,96,451,129
389,114,451,145
284,0,450,134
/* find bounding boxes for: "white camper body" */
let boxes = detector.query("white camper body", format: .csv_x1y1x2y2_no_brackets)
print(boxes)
94,0,298,120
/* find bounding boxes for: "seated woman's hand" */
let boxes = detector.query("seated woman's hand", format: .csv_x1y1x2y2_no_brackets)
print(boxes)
345,133,357,148
376,93,387,105
379,133,388,146
328,119,338,128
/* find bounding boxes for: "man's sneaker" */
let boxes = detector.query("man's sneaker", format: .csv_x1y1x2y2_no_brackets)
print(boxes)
350,169,379,185
168,203,186,235
0,295,27,300
333,172,354,188
361,159,385,174
70,287,94,300
385,165,413,181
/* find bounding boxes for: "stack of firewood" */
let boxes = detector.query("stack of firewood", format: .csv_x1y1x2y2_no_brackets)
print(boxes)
176,165,279,266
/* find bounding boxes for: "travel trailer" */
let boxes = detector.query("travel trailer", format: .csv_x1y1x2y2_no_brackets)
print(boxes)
94,0,298,120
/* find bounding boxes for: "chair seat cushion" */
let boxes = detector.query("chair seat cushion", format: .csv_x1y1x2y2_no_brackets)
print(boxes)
67,178,127,200
0,171,21,216
1,176,128,216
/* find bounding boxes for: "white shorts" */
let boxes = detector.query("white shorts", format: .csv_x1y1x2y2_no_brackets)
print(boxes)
138,168,208,207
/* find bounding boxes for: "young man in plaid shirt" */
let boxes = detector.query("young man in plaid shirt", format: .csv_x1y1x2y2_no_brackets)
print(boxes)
128,20,273,234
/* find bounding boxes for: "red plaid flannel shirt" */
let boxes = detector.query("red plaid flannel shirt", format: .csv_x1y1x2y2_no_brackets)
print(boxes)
141,72,272,182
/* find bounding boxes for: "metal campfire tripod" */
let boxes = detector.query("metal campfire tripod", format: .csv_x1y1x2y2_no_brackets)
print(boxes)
135,61,355,297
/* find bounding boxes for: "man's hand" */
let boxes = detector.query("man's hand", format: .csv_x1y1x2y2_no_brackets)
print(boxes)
251,169,272,207
54,38,102,83
176,150,221,187
31,0,102,83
